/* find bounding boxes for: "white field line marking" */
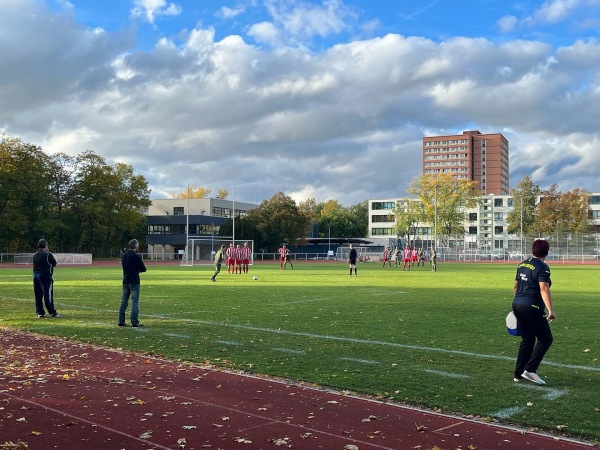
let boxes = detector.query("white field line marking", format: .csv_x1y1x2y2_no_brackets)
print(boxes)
339,357,380,364
272,347,305,354
163,333,190,339
423,369,470,379
5,296,600,374
286,297,329,304
0,393,173,450
213,340,242,346
494,406,526,419
517,383,569,400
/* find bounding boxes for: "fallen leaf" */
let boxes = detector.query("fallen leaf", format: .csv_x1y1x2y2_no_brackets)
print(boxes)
415,424,428,432
233,437,252,443
182,425,197,430
556,425,568,431
139,430,153,439
344,445,359,450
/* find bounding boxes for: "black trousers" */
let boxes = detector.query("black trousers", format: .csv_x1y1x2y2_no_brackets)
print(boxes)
513,303,553,377
33,272,57,316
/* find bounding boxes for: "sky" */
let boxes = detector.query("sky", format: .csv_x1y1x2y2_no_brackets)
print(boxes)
1,0,600,205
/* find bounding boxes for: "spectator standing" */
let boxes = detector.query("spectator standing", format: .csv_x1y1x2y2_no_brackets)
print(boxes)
119,239,147,328
33,239,60,318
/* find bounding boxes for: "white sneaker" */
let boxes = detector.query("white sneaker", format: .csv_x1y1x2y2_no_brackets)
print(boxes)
522,370,546,385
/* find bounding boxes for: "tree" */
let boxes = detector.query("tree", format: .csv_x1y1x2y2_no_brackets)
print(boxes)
394,198,424,245
407,173,480,247
347,200,368,238
171,186,212,199
215,188,229,199
0,135,53,251
248,192,310,251
533,185,591,235
506,175,540,236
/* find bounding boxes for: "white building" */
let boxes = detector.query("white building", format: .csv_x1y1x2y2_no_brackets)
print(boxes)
368,194,600,255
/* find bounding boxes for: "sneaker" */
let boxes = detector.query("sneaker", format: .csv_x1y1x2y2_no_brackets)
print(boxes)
513,377,522,382
37,315,45,318
117,323,125,327
522,370,546,385
50,313,62,318
131,323,145,328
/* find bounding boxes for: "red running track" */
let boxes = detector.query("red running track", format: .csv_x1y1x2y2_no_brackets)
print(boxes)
0,328,594,450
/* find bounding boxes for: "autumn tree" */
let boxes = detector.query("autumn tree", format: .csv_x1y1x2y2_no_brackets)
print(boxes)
215,188,229,199
247,192,311,251
533,185,591,235
394,198,424,244
506,175,540,236
407,173,480,247
171,186,212,199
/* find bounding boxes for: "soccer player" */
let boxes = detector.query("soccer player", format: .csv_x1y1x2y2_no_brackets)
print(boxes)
119,239,147,327
411,247,418,268
278,244,288,270
430,246,437,272
241,242,251,273
381,247,389,267
211,244,226,282
234,244,243,274
284,248,294,270
226,243,235,274
348,244,358,276
418,247,425,266
402,246,412,271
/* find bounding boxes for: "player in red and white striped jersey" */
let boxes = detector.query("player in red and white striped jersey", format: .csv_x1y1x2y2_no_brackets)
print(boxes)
241,242,251,273
234,244,243,274
226,243,235,274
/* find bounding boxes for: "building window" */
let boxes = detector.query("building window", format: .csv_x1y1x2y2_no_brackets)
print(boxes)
469,226,478,235
468,213,477,221
173,207,184,216
371,201,395,210
494,198,503,207
494,226,503,235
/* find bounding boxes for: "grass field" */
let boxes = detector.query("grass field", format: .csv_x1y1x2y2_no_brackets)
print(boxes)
1,260,599,442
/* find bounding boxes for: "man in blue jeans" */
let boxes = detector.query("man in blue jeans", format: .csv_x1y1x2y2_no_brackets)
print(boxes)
119,239,147,327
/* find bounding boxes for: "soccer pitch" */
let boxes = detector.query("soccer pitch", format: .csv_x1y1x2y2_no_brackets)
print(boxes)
1,261,599,441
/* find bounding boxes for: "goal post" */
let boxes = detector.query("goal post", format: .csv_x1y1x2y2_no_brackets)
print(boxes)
181,237,254,266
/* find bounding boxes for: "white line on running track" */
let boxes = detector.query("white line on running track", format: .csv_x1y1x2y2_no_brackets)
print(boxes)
423,369,470,379
5,297,600,374
0,392,173,450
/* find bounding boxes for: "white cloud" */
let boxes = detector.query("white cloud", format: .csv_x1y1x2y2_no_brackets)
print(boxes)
217,6,246,20
2,1,600,205
497,15,518,33
131,0,182,24
247,21,280,44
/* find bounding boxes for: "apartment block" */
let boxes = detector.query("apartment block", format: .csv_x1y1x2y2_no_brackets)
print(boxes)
423,130,509,195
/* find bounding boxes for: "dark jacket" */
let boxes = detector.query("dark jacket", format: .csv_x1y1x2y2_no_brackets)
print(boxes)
33,250,57,275
122,250,146,285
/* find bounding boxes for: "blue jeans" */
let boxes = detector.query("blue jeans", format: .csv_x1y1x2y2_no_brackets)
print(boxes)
119,284,141,325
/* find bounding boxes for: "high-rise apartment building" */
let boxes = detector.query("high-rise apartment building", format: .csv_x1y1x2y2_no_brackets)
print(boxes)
422,130,509,195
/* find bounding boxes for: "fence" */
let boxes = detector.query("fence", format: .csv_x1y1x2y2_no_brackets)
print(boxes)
13,253,93,265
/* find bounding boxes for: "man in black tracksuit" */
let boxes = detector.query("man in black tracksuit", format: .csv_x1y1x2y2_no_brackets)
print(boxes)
33,239,60,318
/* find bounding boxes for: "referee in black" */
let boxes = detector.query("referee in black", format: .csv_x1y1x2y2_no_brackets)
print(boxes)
512,239,555,385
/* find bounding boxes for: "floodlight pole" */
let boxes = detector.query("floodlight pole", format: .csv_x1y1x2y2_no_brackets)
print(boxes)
186,184,190,261
232,187,236,244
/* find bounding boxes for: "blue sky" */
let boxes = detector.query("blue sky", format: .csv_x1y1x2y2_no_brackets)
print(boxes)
3,0,600,204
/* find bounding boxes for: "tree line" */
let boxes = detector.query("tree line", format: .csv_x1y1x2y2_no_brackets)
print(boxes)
218,193,368,251
0,134,151,255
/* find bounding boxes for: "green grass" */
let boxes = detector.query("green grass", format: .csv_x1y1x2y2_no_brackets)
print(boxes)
1,261,599,442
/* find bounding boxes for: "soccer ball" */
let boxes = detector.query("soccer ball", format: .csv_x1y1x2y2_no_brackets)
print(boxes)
253,275,258,281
